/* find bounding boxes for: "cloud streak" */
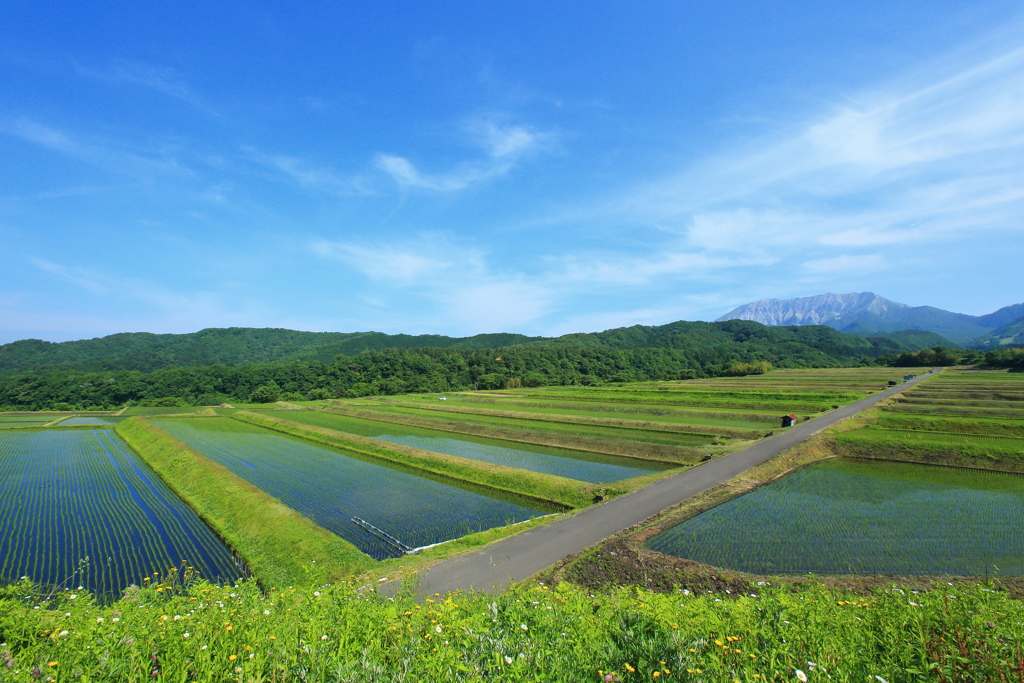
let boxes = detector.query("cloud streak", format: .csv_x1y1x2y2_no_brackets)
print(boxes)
376,119,548,191
75,60,216,115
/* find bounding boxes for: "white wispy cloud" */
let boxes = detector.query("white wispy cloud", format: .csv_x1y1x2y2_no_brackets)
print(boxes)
30,258,109,295
524,31,1024,316
1,116,187,176
376,119,549,191
244,147,370,195
312,239,474,283
75,59,215,114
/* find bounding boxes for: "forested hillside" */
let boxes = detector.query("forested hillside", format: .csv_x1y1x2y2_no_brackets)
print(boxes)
0,320,969,411
0,328,546,375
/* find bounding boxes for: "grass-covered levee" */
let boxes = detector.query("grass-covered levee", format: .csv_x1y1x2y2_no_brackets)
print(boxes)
0,574,1020,681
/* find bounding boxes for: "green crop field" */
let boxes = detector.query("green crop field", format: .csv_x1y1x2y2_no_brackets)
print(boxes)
646,458,1024,574
59,416,126,426
151,418,549,560
268,409,666,483
430,397,778,427
358,405,719,447
838,369,1024,466
509,387,864,412
120,406,199,416
842,426,1024,449
875,412,1024,437
0,429,240,596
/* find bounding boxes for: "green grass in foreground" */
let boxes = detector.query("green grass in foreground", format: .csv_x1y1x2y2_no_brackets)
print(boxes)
1,578,1019,682
114,417,372,587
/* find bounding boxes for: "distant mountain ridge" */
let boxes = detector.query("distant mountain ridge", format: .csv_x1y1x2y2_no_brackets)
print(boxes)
716,293,1024,346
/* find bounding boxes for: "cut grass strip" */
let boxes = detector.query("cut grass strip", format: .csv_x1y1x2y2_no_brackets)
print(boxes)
115,417,372,587
322,404,716,465
230,410,600,509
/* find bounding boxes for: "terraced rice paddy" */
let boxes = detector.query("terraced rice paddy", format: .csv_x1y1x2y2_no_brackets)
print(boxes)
647,458,1024,575
273,410,665,483
60,416,127,426
0,415,55,428
152,418,547,560
845,369,1024,463
359,405,716,447
0,429,240,596
438,398,777,427
120,407,198,416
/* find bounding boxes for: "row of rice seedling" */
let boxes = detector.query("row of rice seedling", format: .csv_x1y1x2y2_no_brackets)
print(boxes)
322,404,710,465
882,402,1024,419
646,458,1024,574
510,387,863,411
836,427,1024,459
151,418,547,560
270,409,665,483
59,416,126,426
120,407,200,416
375,399,768,437
906,389,1024,401
0,429,239,597
441,396,779,426
894,396,1020,408
361,405,719,447
875,413,1024,437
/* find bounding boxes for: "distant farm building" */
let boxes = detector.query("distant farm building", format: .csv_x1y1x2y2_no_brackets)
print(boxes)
781,413,797,427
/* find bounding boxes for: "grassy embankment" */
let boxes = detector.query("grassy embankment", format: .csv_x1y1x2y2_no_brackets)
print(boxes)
114,417,373,587
1,574,1019,682
230,410,603,509
321,403,722,465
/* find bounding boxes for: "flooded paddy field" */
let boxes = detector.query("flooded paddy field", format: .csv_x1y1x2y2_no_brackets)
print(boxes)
0,429,240,596
275,409,666,483
647,458,1024,575
152,418,549,560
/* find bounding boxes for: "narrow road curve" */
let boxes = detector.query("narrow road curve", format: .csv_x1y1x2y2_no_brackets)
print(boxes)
399,370,938,596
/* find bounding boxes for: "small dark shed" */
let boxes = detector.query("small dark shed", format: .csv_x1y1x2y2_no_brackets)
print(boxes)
781,413,797,427
888,380,898,387
903,374,916,380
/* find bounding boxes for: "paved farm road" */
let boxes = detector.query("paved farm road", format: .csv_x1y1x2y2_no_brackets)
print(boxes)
394,370,939,596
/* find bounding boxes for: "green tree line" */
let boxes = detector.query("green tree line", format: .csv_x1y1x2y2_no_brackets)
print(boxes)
1,340,858,411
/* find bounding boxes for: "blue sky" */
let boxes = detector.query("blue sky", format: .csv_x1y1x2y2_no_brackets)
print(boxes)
2,1,1023,344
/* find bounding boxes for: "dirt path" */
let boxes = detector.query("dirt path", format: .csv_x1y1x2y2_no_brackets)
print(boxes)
392,370,938,596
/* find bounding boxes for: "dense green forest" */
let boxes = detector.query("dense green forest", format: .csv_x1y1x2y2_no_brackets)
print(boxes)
0,328,546,375
874,345,1024,369
0,320,952,376
1,320,1004,411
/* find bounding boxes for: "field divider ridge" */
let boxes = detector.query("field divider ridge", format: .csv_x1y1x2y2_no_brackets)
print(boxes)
320,404,700,465
230,410,599,510
114,416,372,587
367,402,764,440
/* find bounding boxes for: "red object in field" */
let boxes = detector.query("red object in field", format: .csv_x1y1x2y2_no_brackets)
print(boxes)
781,413,797,427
